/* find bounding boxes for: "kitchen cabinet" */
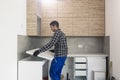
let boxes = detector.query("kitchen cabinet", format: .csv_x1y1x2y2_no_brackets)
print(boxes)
87,57,106,80
27,0,41,36
74,57,87,80
88,0,105,36
88,18,105,36
66,56,106,80
26,0,104,36
18,56,47,80
18,56,106,80
40,0,58,36
72,18,89,36
40,0,105,36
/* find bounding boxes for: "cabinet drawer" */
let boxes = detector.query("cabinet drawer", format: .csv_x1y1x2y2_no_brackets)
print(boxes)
75,57,87,62
75,71,87,76
75,64,87,69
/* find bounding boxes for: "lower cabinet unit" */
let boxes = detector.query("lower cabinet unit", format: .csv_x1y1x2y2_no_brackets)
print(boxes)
18,56,47,80
18,54,107,80
73,56,106,80
74,57,87,80
87,57,106,80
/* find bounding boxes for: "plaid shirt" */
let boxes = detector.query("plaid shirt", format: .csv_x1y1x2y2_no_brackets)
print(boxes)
38,29,68,57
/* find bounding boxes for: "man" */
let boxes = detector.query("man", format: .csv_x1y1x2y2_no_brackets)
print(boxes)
33,20,68,80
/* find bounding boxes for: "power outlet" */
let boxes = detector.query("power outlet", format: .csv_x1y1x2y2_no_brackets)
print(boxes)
78,44,83,48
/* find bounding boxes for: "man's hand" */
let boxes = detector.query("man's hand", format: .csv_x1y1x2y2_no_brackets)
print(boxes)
49,49,55,53
33,50,40,57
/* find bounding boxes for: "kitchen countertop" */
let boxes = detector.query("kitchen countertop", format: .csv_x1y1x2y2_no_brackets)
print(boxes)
26,48,108,60
68,53,108,57
19,56,47,65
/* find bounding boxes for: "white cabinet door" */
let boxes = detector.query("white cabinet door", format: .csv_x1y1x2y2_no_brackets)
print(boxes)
18,61,43,80
87,57,106,80
18,57,47,80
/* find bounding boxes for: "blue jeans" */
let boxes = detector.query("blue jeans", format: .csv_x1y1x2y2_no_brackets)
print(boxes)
49,56,67,80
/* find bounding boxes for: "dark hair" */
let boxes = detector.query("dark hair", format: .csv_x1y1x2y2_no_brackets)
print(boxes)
50,20,59,28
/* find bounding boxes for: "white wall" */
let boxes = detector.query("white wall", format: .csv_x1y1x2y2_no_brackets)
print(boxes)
0,0,26,80
105,0,120,79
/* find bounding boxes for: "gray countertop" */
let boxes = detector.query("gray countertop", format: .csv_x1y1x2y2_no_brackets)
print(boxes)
26,48,108,60
68,53,108,57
